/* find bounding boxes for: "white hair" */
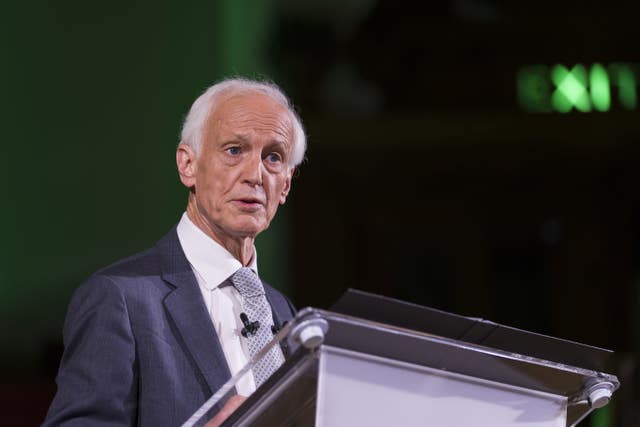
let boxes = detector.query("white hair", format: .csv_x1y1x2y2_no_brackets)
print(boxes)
180,78,307,166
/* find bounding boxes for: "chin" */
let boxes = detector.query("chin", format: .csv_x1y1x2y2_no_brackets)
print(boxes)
229,221,266,238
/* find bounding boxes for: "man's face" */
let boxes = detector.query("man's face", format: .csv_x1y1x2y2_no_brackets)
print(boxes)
182,92,294,241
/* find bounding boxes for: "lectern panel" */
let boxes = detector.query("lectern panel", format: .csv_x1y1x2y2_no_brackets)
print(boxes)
316,346,567,427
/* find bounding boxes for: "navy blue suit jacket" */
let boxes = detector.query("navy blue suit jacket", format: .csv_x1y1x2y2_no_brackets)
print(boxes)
43,227,296,426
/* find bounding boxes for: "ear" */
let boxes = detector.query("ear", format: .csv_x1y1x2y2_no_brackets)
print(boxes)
176,143,198,188
279,167,294,205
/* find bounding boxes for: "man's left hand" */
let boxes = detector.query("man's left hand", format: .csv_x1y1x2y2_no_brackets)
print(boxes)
204,395,247,427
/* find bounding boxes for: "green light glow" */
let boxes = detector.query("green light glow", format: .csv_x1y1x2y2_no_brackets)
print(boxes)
590,63,611,112
591,403,611,427
551,64,591,112
609,63,638,110
519,62,637,113
517,65,552,113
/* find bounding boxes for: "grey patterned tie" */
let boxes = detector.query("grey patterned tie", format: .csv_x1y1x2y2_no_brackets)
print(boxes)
230,267,285,387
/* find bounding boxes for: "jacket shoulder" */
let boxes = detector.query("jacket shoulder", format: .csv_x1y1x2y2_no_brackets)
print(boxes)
91,226,182,281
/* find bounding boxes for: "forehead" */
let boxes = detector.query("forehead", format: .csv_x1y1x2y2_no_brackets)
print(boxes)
206,92,293,144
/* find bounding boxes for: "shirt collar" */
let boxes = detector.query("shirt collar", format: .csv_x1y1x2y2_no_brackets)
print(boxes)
176,212,258,291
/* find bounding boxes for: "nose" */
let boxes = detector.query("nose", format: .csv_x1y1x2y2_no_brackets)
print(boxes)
241,152,263,186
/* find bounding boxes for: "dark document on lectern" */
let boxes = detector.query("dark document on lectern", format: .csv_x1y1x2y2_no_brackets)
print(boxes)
331,289,612,372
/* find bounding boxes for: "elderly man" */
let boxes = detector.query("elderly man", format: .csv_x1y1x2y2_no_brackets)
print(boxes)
43,78,305,426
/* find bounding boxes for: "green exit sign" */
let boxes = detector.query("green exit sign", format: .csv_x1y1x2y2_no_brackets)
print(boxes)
518,63,638,113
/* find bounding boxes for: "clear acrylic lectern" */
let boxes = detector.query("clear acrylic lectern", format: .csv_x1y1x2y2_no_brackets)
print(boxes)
183,290,619,427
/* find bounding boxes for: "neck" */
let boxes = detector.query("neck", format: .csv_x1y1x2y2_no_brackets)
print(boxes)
185,195,255,266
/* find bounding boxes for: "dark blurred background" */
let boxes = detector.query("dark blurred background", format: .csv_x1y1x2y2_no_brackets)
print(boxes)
2,0,639,425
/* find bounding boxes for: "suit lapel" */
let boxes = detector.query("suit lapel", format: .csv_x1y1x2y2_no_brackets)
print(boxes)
264,285,294,357
155,227,295,392
157,228,231,395
264,286,286,330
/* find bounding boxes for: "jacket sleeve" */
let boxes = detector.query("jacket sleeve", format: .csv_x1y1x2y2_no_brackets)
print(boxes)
42,275,138,426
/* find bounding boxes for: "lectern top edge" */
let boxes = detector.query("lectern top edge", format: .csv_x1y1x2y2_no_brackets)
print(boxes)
331,288,613,372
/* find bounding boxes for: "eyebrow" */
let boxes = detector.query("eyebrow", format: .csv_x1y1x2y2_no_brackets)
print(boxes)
227,132,290,147
225,133,250,144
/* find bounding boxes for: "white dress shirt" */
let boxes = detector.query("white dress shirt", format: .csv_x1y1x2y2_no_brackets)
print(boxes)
176,212,257,396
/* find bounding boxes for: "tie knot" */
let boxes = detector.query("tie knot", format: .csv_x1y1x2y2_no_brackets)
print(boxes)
230,267,264,298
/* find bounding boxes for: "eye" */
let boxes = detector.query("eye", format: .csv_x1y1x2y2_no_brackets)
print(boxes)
266,152,282,163
226,146,241,155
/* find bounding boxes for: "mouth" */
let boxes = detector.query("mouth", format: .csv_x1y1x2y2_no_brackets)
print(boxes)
232,197,265,211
